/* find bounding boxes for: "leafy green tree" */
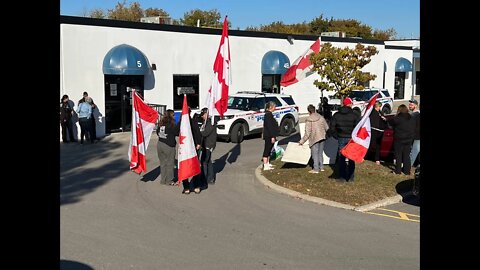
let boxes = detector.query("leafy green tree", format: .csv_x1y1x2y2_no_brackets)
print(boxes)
372,28,397,40
246,21,309,34
328,19,373,39
107,1,144,22
88,8,106,19
144,8,169,17
309,15,330,35
180,9,229,28
310,42,378,99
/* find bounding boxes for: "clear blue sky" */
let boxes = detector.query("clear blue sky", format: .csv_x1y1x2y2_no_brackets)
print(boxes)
60,0,419,39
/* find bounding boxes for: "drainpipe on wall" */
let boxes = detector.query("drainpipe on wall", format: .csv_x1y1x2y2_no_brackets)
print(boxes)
411,57,415,100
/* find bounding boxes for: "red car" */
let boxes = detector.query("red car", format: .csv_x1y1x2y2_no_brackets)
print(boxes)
366,113,394,159
379,115,394,159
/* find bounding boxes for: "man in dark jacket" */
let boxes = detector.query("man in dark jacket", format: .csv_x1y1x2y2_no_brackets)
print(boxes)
329,97,360,182
60,95,76,143
408,99,420,165
200,108,217,187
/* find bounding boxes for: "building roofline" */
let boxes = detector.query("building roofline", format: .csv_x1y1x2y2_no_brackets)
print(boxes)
385,45,413,50
60,15,385,45
387,38,420,41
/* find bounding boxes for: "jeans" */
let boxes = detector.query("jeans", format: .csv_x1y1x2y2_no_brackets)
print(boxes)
410,140,420,165
311,140,325,171
334,137,355,181
201,148,214,183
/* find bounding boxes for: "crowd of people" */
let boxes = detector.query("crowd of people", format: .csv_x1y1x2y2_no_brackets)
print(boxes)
156,107,217,194
60,91,98,144
61,92,420,188
262,97,420,184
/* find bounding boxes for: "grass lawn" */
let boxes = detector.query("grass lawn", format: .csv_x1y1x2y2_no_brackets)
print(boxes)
261,158,414,206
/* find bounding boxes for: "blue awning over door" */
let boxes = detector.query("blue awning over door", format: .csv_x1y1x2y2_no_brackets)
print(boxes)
261,50,290,74
395,57,412,72
102,44,150,75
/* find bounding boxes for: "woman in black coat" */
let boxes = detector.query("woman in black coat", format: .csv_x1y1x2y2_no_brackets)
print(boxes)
388,104,415,175
262,101,279,170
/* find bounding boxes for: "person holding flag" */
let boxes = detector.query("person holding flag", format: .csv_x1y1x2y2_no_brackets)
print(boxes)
329,97,360,182
339,94,380,182
177,95,201,194
199,107,217,186
128,90,159,174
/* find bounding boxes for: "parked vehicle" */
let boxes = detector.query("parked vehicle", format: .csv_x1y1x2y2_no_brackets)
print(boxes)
349,88,394,115
375,114,395,159
321,88,394,116
194,91,299,143
372,114,420,162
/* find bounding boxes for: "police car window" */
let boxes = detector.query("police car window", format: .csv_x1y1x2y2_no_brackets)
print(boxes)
381,90,391,97
252,97,265,111
364,91,374,100
281,97,295,105
350,91,366,101
228,97,255,111
265,97,282,107
351,91,373,101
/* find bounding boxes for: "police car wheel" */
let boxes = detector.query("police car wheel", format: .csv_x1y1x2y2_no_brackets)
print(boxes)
230,124,244,143
280,118,294,136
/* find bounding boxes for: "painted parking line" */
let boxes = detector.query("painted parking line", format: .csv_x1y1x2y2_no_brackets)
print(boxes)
364,208,420,223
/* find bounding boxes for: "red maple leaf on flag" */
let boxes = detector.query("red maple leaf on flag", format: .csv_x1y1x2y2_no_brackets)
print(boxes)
356,127,370,140
179,134,186,145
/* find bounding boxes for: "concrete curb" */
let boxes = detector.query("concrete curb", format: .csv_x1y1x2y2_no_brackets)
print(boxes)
254,165,411,212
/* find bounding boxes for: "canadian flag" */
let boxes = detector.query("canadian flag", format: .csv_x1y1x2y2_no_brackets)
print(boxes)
280,38,321,87
340,93,379,163
128,90,159,174
177,95,201,182
206,16,231,119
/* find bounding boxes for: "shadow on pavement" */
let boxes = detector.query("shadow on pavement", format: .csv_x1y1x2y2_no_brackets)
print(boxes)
60,259,94,270
140,166,160,182
395,179,420,206
60,136,130,205
214,143,241,175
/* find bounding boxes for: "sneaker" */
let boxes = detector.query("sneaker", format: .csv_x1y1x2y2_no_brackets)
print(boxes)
320,168,325,172
263,164,273,171
375,161,381,165
308,170,319,174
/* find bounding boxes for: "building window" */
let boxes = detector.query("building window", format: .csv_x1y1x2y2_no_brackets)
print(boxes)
173,75,199,110
262,74,281,93
394,72,406,99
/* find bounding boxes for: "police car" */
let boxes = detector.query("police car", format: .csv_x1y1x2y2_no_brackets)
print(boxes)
205,91,299,143
349,88,394,115
323,88,394,116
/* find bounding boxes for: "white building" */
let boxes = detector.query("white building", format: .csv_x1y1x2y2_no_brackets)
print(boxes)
60,16,420,139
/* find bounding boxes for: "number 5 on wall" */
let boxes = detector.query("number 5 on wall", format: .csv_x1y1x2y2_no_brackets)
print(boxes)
137,60,142,67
